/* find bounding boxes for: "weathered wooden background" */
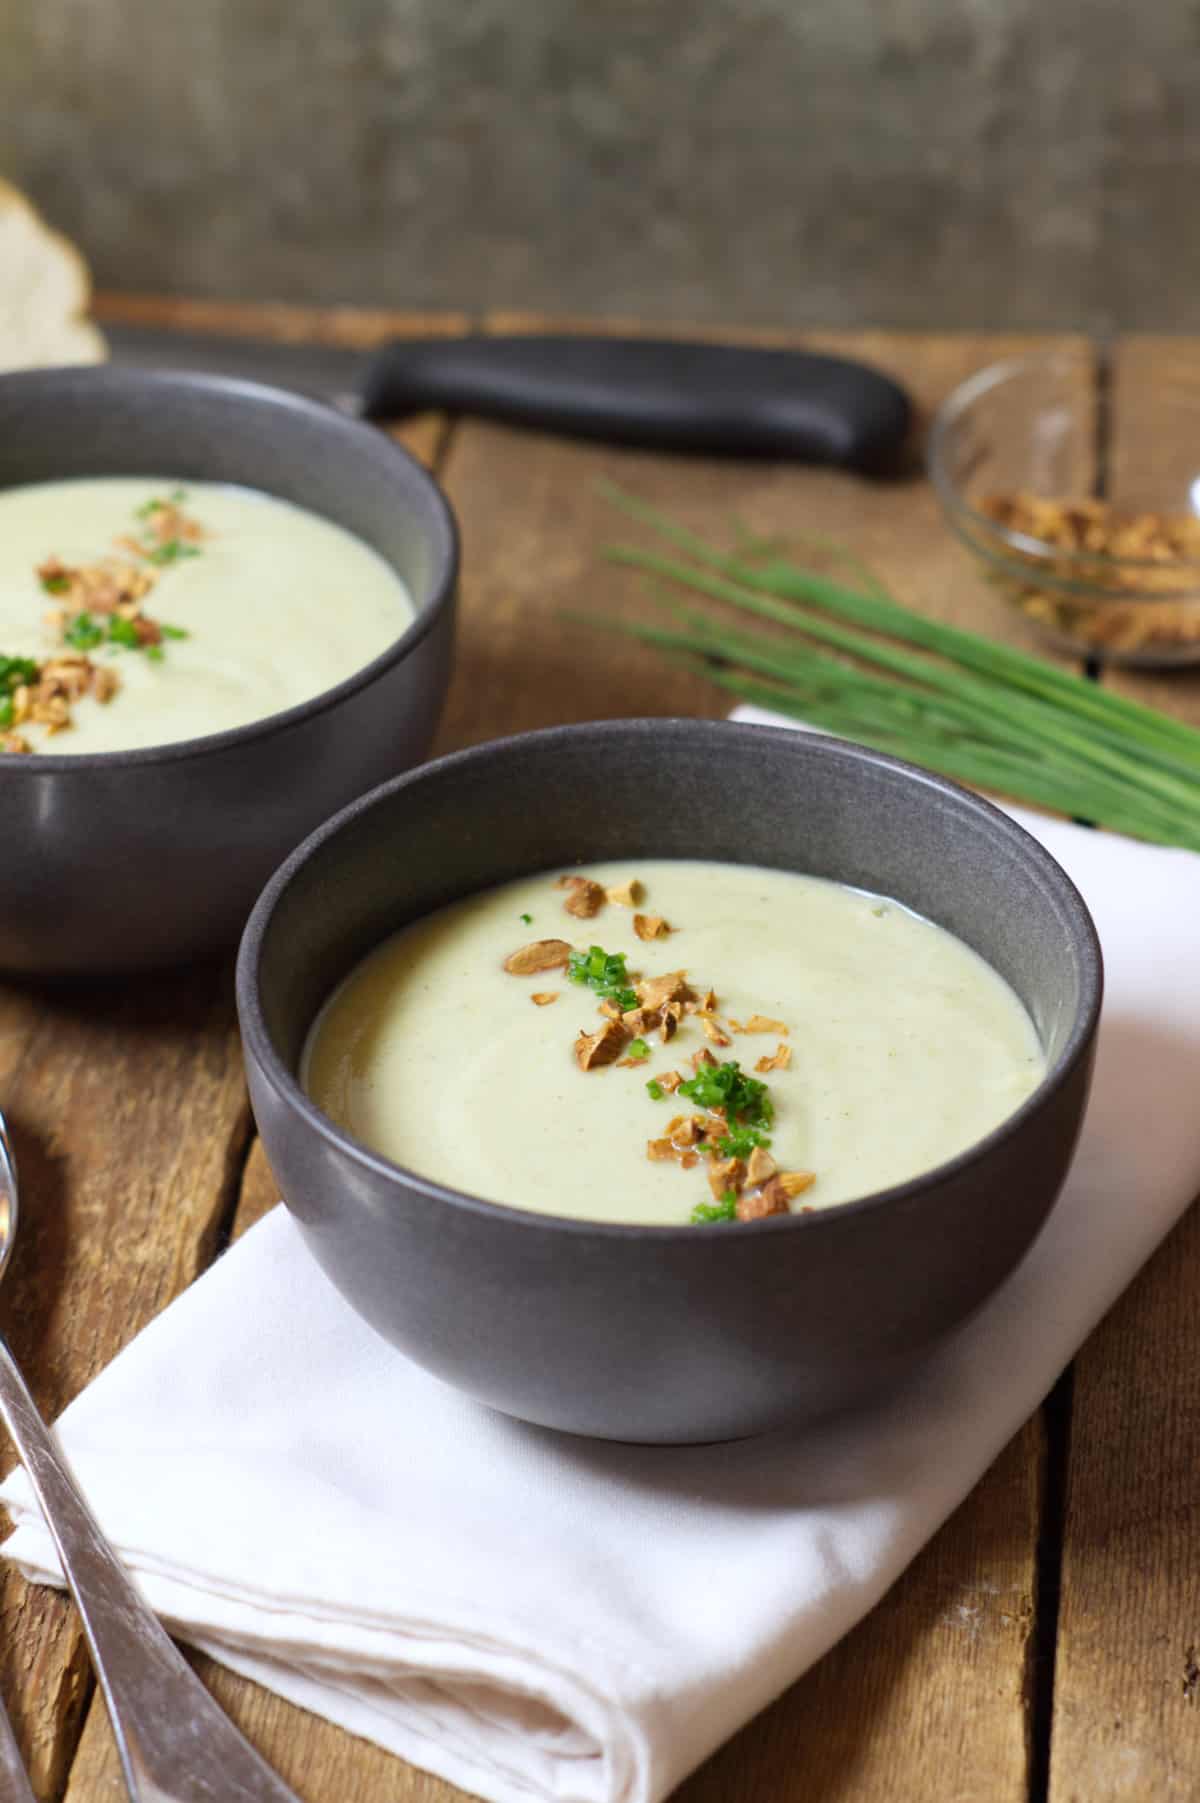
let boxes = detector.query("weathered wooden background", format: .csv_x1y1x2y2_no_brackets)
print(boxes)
2,0,1199,330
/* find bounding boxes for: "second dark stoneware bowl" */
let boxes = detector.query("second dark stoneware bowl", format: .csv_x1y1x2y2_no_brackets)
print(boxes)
0,366,457,975
237,720,1102,1444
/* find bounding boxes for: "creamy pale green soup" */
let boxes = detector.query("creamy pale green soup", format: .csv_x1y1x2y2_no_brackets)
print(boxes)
0,477,413,752
302,860,1047,1227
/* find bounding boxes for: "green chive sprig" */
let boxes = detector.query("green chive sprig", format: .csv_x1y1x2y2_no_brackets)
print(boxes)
568,944,639,1013
594,484,1200,852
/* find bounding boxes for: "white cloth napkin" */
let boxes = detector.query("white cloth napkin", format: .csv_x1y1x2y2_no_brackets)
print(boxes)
5,707,1200,1803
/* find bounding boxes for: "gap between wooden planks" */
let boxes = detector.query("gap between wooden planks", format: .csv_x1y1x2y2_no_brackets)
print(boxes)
10,307,1185,1802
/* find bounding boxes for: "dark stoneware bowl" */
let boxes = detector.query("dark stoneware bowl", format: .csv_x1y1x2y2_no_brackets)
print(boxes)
237,720,1102,1444
0,366,457,975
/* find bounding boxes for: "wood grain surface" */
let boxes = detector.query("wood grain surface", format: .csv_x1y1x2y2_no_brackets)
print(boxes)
1042,336,1200,1803
1,303,1194,1803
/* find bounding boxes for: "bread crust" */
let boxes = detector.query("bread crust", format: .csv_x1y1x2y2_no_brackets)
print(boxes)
0,177,107,370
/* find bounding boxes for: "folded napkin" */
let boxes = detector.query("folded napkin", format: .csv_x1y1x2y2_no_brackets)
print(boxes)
5,707,1200,1803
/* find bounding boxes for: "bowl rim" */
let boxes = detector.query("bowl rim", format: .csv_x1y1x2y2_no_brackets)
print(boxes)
927,348,1200,585
236,717,1105,1242
0,365,459,770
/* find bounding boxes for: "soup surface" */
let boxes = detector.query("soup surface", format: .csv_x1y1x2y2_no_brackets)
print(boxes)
303,860,1046,1227
0,477,413,753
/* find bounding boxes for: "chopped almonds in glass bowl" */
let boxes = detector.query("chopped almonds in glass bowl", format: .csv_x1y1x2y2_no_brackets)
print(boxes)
929,349,1200,668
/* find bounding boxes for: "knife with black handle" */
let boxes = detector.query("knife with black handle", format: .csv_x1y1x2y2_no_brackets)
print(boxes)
103,325,911,472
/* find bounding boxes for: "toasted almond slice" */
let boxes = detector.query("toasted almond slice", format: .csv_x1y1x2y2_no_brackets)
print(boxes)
633,913,671,941
637,970,692,1010
669,1116,701,1148
690,1047,717,1072
0,732,30,755
558,875,606,918
647,1137,677,1162
658,1001,682,1043
605,878,642,907
755,1042,792,1074
746,1146,777,1186
653,1070,682,1093
530,991,559,1006
575,1019,627,1071
681,1151,699,1170
740,1014,789,1035
621,1006,651,1035
32,695,70,730
756,1171,816,1212
708,1156,745,1202
737,1184,790,1221
702,1017,732,1047
599,999,623,1020
503,938,572,975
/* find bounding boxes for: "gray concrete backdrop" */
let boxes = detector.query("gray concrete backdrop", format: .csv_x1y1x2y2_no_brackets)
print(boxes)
1,0,1197,328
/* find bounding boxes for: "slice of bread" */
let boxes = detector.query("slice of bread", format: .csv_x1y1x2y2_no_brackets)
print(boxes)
0,177,107,371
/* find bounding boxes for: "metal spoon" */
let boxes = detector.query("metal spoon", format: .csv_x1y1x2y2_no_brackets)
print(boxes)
0,1115,304,1802
0,1693,36,1803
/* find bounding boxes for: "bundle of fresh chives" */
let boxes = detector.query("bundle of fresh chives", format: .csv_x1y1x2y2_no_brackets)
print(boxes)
593,484,1200,852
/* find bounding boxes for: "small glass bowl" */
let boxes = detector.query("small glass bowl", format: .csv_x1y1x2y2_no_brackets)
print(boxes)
928,348,1200,668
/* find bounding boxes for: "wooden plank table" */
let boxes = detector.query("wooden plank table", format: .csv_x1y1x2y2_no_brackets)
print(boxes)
2,300,1198,1801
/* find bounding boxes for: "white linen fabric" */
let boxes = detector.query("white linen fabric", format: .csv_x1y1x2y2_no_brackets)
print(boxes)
3,705,1200,1803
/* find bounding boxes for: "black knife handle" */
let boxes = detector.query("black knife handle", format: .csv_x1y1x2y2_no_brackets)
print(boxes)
360,334,910,471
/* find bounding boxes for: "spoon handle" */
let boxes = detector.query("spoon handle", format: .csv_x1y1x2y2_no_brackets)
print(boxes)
0,1688,36,1803
0,1337,302,1802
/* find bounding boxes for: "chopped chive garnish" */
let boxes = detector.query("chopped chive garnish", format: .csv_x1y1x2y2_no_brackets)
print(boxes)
159,622,189,640
646,1080,665,1101
677,1059,773,1129
133,494,202,563
0,656,42,730
146,539,200,566
690,1192,738,1224
137,489,187,514
568,944,638,1012
627,1037,650,1060
106,616,141,650
39,572,69,596
0,656,39,694
520,912,533,924
80,615,172,658
63,612,104,651
718,1126,772,1159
